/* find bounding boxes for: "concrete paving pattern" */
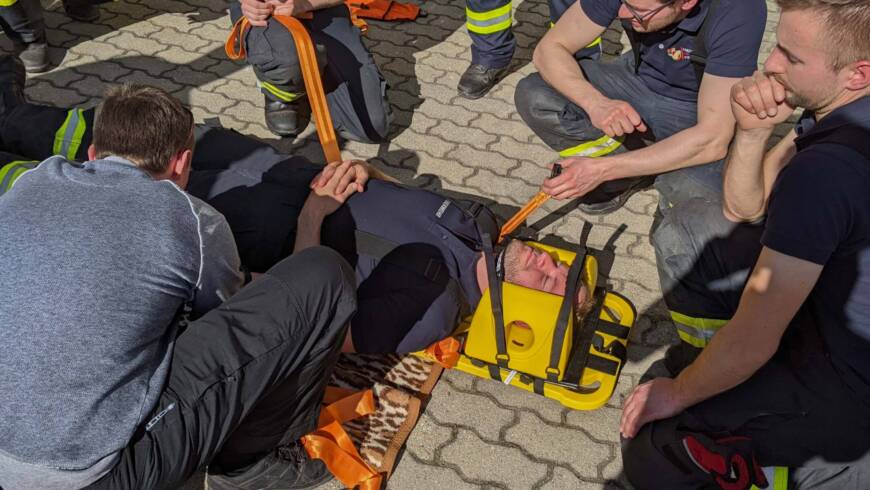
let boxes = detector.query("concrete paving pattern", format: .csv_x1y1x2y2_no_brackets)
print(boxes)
7,0,788,488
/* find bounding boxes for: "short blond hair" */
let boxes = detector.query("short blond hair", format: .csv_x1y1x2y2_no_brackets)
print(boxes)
776,0,870,69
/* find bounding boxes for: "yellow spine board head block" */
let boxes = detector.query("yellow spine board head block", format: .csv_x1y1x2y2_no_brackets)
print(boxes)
464,242,598,381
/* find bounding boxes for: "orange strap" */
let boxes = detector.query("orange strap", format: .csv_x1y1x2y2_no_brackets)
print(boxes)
498,191,550,243
301,387,383,489
424,337,461,369
225,16,342,164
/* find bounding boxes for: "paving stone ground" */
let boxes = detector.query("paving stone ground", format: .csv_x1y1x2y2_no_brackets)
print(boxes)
4,1,788,488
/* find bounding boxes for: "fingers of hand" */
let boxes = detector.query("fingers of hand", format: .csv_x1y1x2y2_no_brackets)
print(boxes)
753,72,780,117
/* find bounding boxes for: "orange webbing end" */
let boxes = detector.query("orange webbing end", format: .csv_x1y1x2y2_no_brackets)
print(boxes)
271,15,342,164
224,15,342,164
425,337,461,369
301,387,383,489
499,191,550,243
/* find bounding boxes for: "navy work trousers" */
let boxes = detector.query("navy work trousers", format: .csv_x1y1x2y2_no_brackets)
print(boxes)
515,54,722,209
229,4,392,143
85,247,356,489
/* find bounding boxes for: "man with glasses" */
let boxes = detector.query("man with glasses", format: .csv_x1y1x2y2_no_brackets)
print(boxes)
515,0,767,215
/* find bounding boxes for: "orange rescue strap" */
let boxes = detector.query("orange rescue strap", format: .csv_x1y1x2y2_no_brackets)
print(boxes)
300,387,384,489
348,0,420,29
226,15,342,164
498,164,563,242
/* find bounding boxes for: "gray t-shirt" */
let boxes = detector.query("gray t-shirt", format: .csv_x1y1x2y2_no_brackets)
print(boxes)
0,156,243,489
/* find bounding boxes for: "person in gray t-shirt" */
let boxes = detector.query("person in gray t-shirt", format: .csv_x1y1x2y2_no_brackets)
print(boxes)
0,81,358,490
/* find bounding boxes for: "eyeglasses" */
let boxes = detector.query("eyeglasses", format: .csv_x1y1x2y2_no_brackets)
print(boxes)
619,0,676,24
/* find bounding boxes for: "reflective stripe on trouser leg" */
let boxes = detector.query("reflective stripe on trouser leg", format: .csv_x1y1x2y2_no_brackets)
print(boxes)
558,134,623,158
466,3,511,35
752,467,789,490
670,311,727,349
0,160,38,195
260,81,304,103
52,108,87,159
0,0,19,6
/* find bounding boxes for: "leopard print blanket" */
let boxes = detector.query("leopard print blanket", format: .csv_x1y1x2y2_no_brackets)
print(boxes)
324,353,442,477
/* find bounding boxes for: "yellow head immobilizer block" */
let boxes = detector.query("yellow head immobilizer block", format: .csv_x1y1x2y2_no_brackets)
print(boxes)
464,242,598,381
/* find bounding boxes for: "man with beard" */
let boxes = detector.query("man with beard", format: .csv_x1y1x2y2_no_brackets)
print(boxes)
619,0,870,488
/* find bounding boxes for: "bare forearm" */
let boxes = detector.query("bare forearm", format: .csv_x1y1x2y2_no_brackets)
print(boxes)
673,321,773,408
722,129,771,222
534,43,604,111
293,209,324,253
599,125,731,181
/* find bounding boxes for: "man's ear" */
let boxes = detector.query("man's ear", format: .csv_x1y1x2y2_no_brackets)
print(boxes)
167,148,193,187
87,144,97,161
680,0,699,13
844,60,870,92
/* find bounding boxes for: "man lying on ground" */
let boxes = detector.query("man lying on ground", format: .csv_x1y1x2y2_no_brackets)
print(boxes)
0,79,362,490
619,0,870,488
0,67,595,356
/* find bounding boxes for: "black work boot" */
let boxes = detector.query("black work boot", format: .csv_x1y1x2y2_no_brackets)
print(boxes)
0,55,27,116
264,96,312,138
457,63,510,99
62,0,100,22
578,176,655,215
13,41,49,74
205,442,333,490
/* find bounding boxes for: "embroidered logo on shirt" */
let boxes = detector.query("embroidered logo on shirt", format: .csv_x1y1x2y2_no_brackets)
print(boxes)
667,47,693,61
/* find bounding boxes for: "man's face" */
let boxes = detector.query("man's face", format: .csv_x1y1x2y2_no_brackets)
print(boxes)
502,240,588,305
618,0,684,33
763,10,843,110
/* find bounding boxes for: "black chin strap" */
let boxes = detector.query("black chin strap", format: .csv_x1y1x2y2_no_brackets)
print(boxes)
482,233,509,373
546,241,587,383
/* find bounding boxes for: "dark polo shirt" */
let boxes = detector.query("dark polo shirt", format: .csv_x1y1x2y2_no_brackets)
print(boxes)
581,0,767,101
763,96,870,403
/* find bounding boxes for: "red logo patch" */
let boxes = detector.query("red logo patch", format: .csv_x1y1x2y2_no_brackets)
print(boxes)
667,47,692,61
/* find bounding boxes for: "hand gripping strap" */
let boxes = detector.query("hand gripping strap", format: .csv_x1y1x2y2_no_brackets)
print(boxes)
482,233,509,369
226,16,342,164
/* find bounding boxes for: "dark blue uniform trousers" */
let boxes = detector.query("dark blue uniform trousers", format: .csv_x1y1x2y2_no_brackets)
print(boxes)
229,4,392,143
515,54,723,209
84,247,357,489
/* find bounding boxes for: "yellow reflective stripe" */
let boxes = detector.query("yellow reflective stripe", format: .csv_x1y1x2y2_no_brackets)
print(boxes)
466,5,512,34
558,134,622,158
0,160,38,194
671,311,728,348
7,165,30,189
676,329,708,348
53,109,86,159
260,81,303,103
586,36,602,48
465,4,511,21
752,467,788,490
0,0,19,6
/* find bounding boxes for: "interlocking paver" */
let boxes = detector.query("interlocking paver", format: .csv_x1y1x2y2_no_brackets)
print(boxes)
10,1,787,488
504,411,611,478
427,379,516,441
441,428,548,488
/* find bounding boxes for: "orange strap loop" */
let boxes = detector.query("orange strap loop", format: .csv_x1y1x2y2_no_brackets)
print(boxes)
499,191,550,243
425,337,461,369
301,388,383,490
225,16,342,164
